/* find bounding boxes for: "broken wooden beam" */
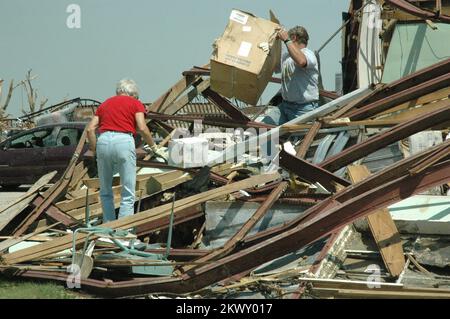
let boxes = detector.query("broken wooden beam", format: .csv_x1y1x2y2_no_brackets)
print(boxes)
279,149,351,191
320,104,450,172
0,172,281,265
347,165,405,277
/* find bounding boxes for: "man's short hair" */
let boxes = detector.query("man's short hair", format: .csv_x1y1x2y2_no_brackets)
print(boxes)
116,78,139,99
288,26,309,45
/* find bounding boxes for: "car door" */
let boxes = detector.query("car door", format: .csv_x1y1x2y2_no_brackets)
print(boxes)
0,139,14,185
0,128,52,186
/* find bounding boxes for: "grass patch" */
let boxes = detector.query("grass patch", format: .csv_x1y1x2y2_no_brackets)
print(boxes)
0,275,88,299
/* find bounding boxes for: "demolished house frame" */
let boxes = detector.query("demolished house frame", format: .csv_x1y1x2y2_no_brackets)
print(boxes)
1,0,450,299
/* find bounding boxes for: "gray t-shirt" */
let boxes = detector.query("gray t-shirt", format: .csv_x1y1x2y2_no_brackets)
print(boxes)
281,47,319,104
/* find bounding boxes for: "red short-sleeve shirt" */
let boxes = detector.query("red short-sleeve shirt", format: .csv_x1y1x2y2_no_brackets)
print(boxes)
95,95,147,135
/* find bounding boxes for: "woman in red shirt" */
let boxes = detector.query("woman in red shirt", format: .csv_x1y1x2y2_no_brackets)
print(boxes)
87,79,158,222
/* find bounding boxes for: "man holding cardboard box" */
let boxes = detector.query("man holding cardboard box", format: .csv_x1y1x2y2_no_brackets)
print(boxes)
263,25,319,125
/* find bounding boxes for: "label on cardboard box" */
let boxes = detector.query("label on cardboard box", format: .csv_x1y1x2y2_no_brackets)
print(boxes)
224,53,251,67
237,41,252,57
242,26,252,32
230,10,249,25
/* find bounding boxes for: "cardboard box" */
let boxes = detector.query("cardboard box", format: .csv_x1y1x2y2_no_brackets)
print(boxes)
210,9,281,105
168,137,209,168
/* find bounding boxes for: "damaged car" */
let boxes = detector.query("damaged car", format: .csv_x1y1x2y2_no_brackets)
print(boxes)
0,122,88,189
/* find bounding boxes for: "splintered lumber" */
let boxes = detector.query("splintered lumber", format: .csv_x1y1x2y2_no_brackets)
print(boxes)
0,222,60,254
82,174,155,190
372,97,450,124
56,192,98,212
163,78,211,115
1,172,281,265
64,163,240,218
146,170,193,194
0,171,57,233
32,195,78,227
149,71,203,113
67,162,88,194
145,163,241,195
375,86,450,118
65,198,119,221
296,121,322,158
347,165,405,277
301,278,450,299
58,176,154,213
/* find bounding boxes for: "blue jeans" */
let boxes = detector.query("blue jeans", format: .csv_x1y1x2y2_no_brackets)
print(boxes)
262,100,319,126
96,131,136,222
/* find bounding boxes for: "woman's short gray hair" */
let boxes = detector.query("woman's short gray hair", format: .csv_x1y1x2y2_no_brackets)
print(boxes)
116,78,139,99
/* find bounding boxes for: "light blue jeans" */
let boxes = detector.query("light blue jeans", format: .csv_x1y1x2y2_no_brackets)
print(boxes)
262,100,319,126
96,131,136,222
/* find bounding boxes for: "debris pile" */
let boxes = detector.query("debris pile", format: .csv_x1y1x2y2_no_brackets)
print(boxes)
0,1,450,299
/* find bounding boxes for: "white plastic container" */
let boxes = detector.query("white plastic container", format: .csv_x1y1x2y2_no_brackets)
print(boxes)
168,137,209,168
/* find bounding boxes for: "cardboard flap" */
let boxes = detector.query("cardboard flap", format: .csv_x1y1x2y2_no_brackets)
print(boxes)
269,10,280,24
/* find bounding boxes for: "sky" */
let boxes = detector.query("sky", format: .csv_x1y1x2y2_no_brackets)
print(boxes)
0,0,350,117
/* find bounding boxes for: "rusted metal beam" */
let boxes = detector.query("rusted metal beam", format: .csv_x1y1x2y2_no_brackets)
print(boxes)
279,149,351,191
241,139,450,247
182,67,339,101
339,58,450,117
320,104,450,172
135,204,203,237
144,248,210,261
176,159,450,295
385,0,450,22
202,88,251,122
33,195,79,227
238,193,328,206
408,142,450,175
319,90,341,100
347,73,450,120
146,112,274,130
26,155,447,297
7,147,450,296
181,181,288,272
